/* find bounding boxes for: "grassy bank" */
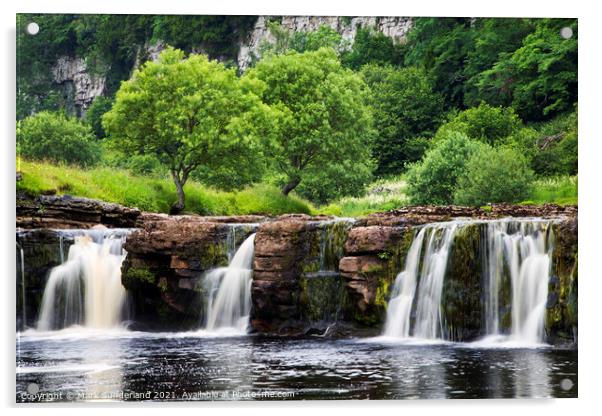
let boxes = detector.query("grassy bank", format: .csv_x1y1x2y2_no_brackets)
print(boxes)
524,176,578,206
17,160,577,218
17,159,314,216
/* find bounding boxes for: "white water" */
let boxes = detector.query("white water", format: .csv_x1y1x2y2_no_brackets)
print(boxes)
384,223,458,339
482,220,554,345
383,219,555,346
37,230,130,331
204,233,256,333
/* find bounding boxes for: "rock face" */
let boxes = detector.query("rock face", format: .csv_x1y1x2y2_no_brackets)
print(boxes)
339,226,413,326
237,16,413,70
17,194,140,229
251,216,354,335
16,202,578,345
121,216,261,330
52,56,106,116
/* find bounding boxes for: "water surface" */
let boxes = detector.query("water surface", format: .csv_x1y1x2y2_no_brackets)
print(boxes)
16,330,577,401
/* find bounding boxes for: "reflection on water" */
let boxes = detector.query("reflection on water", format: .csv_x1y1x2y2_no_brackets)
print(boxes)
16,332,577,401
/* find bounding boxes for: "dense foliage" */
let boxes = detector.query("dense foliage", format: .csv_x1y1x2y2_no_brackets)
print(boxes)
85,96,113,139
103,48,271,211
246,48,375,199
454,146,534,206
361,64,444,175
434,103,522,145
17,111,101,167
405,132,486,205
16,15,578,211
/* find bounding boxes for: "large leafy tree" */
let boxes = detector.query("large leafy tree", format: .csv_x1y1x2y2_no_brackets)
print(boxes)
361,64,445,176
475,19,577,120
103,47,271,212
245,48,375,197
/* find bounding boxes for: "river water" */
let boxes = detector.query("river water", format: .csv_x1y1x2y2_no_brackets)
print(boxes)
16,330,577,402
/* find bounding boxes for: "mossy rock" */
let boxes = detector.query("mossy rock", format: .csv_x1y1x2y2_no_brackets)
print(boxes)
441,223,484,341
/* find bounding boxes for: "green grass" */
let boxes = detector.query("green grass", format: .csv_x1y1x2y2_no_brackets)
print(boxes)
320,176,409,217
523,175,578,206
16,159,314,216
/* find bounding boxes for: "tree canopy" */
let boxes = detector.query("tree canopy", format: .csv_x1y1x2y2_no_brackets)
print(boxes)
102,47,272,212
245,47,375,198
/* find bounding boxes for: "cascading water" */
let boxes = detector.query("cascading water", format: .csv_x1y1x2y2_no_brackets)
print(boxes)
482,220,555,344
36,229,131,331
383,219,555,345
383,223,458,339
203,233,256,333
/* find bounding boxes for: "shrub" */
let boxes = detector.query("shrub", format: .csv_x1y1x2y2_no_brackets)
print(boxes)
454,146,534,206
17,111,101,167
406,132,486,205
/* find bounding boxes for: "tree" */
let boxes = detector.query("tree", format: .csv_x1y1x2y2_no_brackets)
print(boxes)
405,132,486,205
342,27,405,70
245,48,375,197
85,96,113,139
475,19,577,121
361,64,444,176
103,48,271,212
434,103,522,145
454,146,534,206
17,111,101,167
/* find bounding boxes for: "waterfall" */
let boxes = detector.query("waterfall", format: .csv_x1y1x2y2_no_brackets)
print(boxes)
482,220,554,344
36,229,130,331
383,228,426,338
383,223,458,339
204,233,256,332
383,219,554,345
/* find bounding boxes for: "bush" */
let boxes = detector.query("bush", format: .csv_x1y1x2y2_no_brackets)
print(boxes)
530,110,578,176
435,103,522,145
406,132,486,205
454,146,534,206
17,111,101,167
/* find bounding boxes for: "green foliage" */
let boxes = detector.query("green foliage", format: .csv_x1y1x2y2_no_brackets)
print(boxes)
321,176,408,217
435,103,522,145
406,132,486,205
258,23,346,61
361,64,445,175
151,15,257,61
295,158,374,205
526,175,577,205
17,159,314,215
454,146,534,206
342,27,405,70
85,96,113,139
475,19,577,120
246,48,375,200
404,18,475,108
17,111,101,167
103,47,272,211
530,110,578,176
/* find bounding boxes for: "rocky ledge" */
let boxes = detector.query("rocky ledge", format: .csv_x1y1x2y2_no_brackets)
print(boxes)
17,194,141,229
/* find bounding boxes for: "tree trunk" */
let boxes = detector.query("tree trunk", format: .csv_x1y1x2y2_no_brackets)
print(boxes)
170,171,187,214
281,176,301,196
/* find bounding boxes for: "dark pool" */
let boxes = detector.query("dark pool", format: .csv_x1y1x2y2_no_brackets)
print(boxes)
16,329,577,402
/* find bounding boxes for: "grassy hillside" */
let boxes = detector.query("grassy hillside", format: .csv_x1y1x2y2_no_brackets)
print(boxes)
16,159,314,216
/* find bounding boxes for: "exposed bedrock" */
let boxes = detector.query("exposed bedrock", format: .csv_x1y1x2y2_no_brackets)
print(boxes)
17,201,577,344
121,216,262,330
251,216,354,335
17,193,140,229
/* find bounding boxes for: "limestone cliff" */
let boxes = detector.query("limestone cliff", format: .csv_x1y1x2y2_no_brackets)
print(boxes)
237,16,413,70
